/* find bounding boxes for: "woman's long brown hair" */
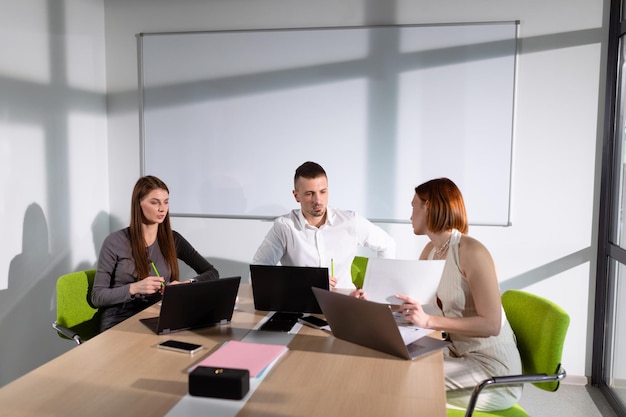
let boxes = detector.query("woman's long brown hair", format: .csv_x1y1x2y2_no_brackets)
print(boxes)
129,176,179,281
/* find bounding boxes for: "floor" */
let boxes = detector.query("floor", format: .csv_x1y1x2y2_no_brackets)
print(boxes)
518,381,622,417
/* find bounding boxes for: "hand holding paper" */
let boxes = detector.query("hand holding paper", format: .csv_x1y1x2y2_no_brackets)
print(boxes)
361,258,445,305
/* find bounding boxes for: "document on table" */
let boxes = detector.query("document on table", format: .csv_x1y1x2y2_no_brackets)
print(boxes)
190,340,288,378
172,338,289,417
397,325,435,344
362,258,445,305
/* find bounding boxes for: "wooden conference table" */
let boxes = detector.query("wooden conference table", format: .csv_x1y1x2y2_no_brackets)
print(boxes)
0,284,446,417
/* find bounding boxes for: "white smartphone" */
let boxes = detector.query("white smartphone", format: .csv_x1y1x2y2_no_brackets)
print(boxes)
157,339,203,354
298,315,329,330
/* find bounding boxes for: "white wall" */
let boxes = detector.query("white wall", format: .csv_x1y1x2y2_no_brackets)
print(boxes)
0,0,108,386
104,0,608,379
0,0,607,388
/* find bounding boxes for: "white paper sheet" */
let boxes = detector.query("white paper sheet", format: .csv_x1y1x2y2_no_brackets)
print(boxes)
397,325,436,345
361,258,445,305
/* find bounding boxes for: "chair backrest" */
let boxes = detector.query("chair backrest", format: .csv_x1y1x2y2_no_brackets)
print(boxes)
351,256,369,289
55,270,100,341
502,290,570,392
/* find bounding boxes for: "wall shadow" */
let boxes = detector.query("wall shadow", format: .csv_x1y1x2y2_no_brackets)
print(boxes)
0,206,118,387
75,211,118,272
179,257,251,284
500,247,593,291
0,203,72,387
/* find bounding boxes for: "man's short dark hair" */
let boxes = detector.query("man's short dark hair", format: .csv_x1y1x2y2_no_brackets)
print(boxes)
294,161,327,188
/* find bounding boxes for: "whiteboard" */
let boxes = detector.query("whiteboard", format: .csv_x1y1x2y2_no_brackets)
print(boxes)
139,23,517,225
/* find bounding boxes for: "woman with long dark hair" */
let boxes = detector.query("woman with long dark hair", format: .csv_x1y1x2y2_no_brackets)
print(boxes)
92,176,219,331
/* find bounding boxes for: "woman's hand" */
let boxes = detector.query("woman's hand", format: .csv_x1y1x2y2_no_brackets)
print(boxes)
129,276,164,296
349,289,367,299
396,294,430,328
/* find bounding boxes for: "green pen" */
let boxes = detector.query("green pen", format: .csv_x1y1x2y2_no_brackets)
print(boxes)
331,258,334,276
151,261,165,287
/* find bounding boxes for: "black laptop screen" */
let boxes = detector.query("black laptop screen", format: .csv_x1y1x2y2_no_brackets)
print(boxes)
142,276,241,334
249,265,329,313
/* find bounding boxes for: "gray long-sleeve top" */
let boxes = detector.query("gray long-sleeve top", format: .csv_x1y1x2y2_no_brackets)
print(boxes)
92,228,219,308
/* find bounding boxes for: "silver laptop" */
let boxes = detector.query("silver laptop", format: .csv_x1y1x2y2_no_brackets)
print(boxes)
312,287,450,360
140,276,241,334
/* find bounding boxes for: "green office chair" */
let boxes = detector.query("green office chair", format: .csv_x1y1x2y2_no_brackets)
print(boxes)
52,269,101,345
447,290,570,417
351,256,369,289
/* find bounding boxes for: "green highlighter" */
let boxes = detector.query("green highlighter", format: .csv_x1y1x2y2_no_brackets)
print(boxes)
151,261,164,287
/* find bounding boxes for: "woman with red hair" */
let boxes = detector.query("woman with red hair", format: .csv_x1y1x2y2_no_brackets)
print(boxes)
397,178,522,412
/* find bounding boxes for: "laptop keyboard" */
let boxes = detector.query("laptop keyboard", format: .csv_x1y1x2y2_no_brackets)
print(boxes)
259,312,303,332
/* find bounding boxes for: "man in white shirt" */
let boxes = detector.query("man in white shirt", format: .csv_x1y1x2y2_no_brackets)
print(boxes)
252,161,396,289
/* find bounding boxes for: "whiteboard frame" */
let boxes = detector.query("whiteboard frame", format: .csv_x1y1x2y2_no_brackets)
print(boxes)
138,22,519,225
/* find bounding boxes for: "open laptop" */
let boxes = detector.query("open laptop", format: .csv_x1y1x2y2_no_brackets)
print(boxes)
312,287,450,360
140,276,241,335
249,265,329,331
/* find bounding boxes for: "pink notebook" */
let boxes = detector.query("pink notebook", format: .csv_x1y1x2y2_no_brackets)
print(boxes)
192,340,288,378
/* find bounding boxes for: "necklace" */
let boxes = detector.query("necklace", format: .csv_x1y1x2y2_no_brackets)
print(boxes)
433,237,451,259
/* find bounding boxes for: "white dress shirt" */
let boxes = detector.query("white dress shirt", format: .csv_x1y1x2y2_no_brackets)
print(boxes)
252,207,396,289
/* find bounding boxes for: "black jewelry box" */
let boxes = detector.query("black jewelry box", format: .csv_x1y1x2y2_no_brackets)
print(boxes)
189,366,250,400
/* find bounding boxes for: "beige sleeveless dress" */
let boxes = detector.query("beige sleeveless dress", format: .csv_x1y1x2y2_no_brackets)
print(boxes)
431,229,522,411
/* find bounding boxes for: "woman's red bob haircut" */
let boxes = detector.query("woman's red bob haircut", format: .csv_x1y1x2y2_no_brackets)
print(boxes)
415,178,468,234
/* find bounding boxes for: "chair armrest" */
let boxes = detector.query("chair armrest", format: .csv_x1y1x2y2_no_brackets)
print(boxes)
52,322,83,345
464,365,566,417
